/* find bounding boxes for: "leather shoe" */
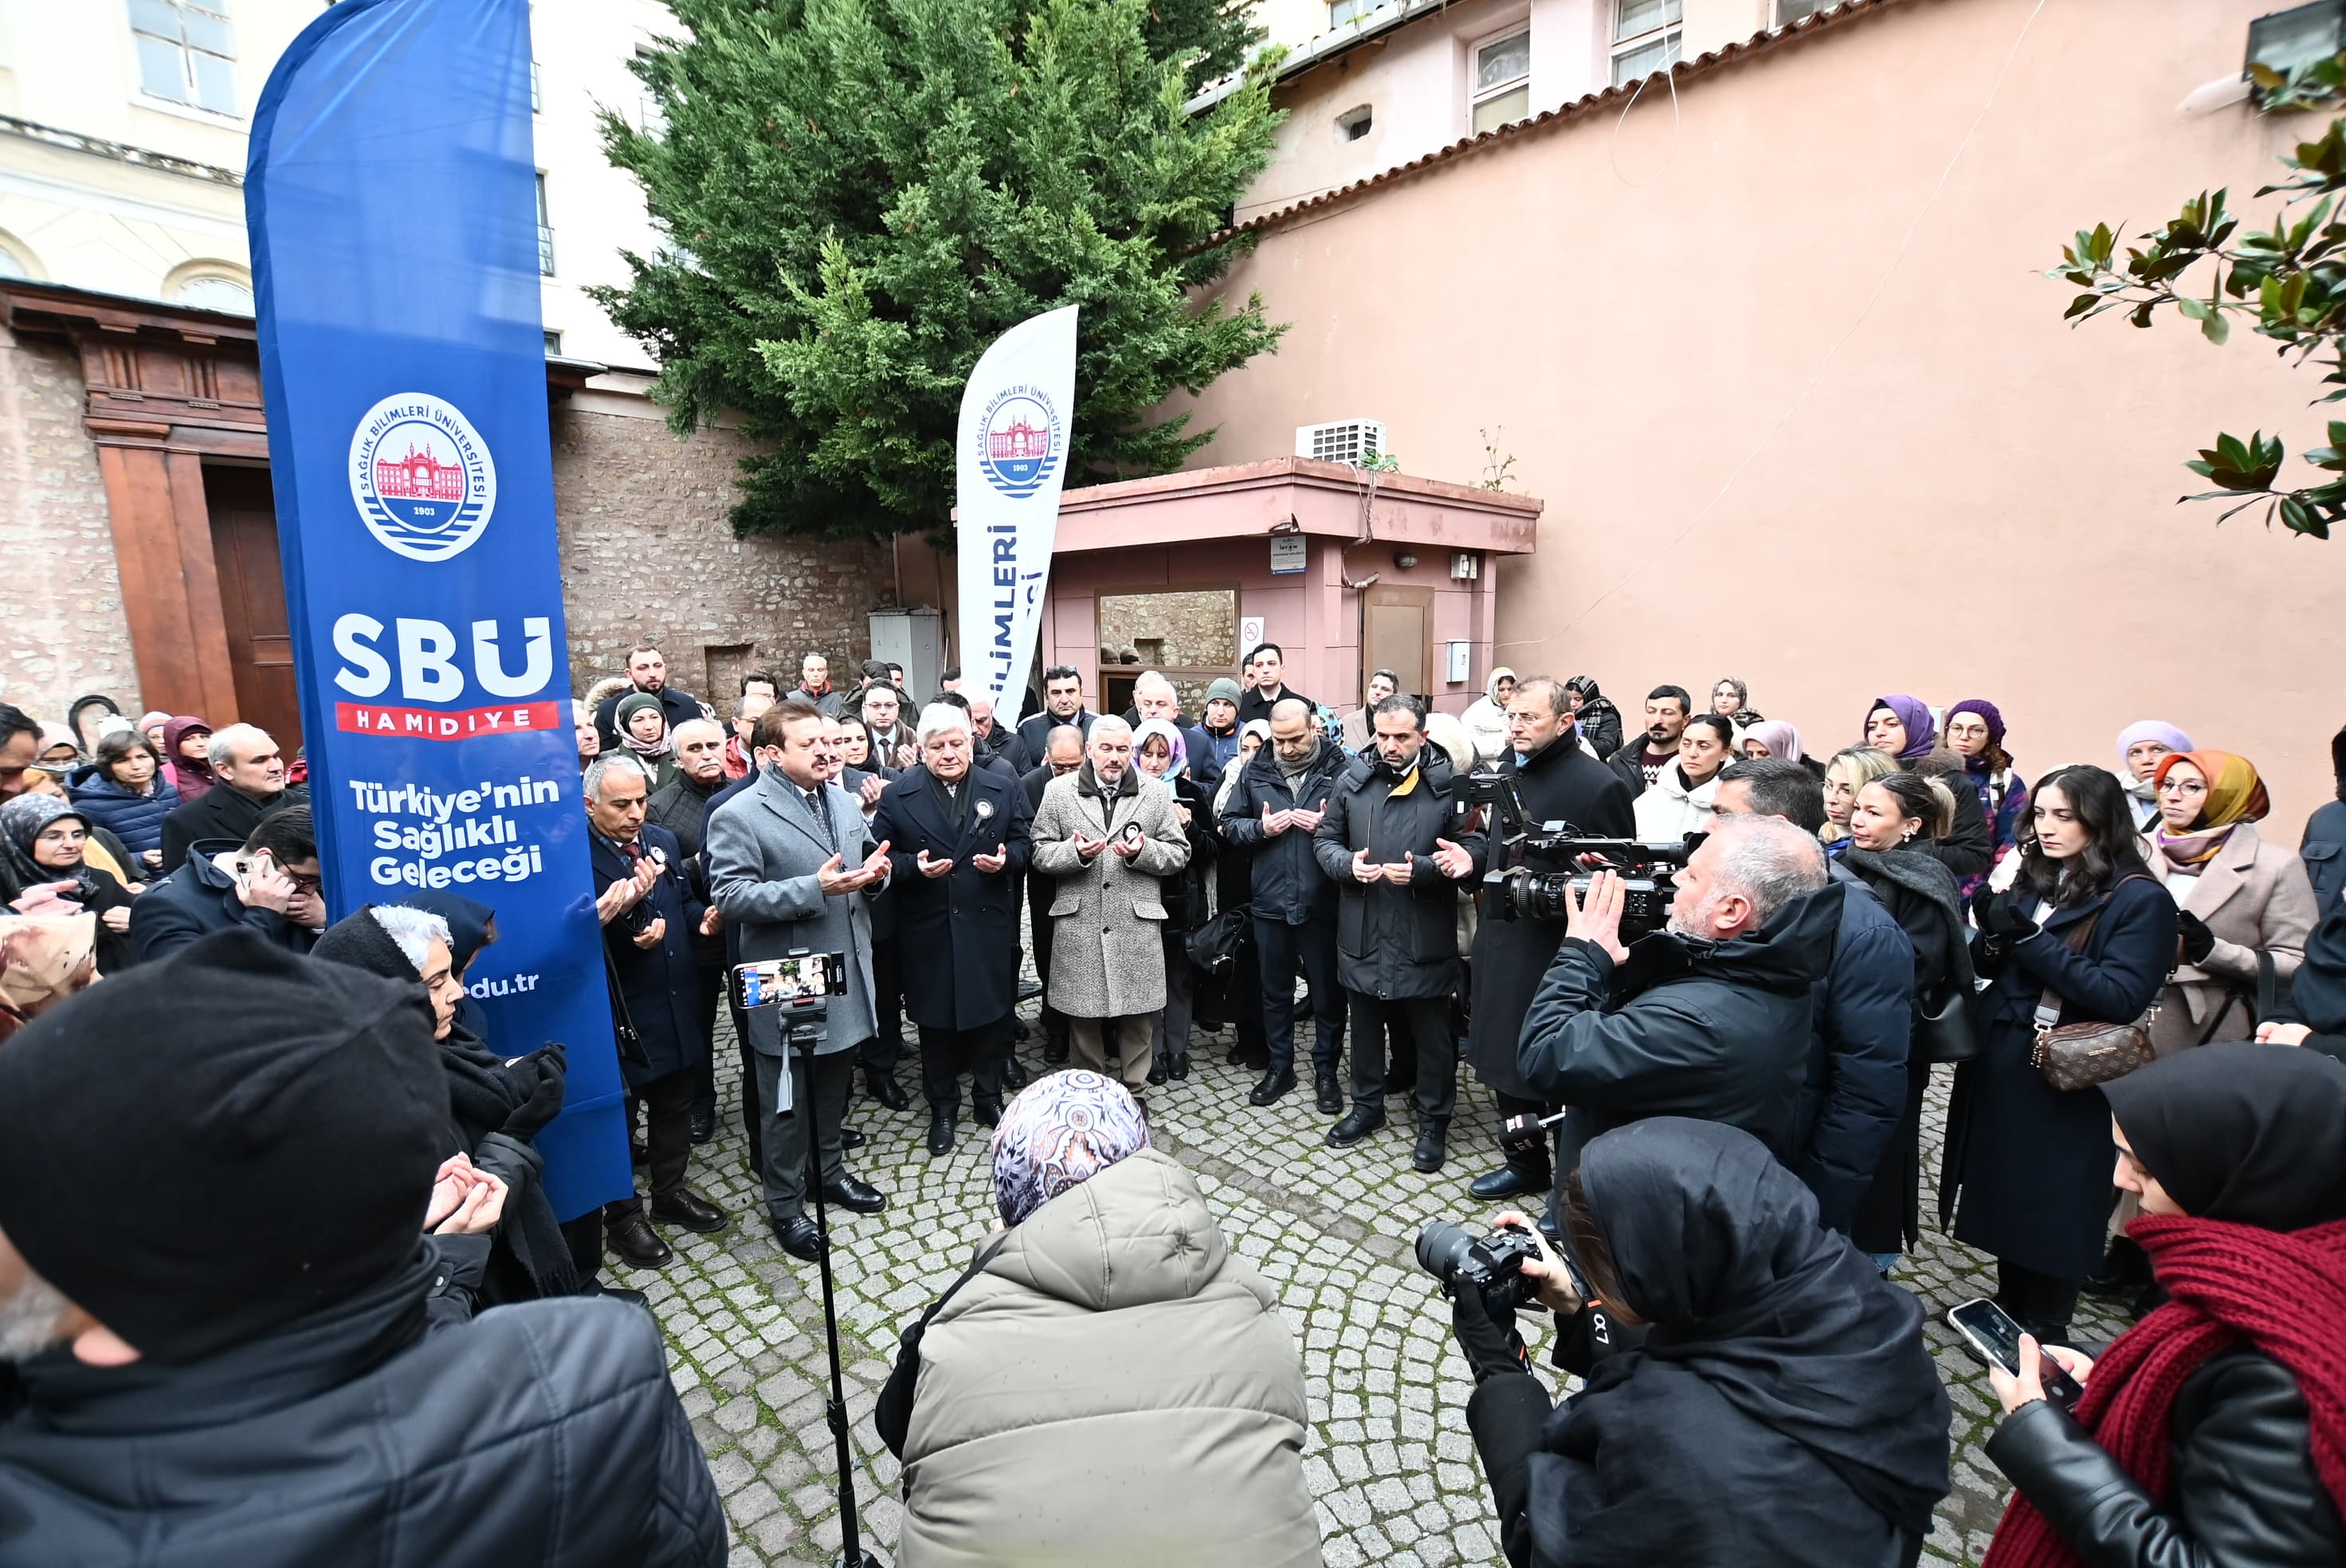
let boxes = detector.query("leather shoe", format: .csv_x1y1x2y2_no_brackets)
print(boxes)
1147,1060,1168,1087
865,1072,911,1111
772,1216,824,1262
1012,1018,1033,1041
1043,1037,1070,1065
972,1098,1004,1129
1167,1053,1191,1081
1314,1069,1343,1115
928,1115,956,1156
1250,1068,1297,1106
605,1213,673,1269
688,1111,715,1144
1469,1164,1548,1201
1413,1127,1447,1174
841,1126,866,1150
1000,1053,1029,1091
594,1286,649,1309
650,1189,729,1234
822,1176,887,1214
1328,1106,1387,1147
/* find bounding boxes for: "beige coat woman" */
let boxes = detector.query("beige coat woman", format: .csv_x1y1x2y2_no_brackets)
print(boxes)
2139,820,2317,1056
898,1147,1321,1566
1028,761,1189,1018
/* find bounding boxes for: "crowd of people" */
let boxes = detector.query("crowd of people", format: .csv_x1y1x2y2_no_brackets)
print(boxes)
3,648,2344,1568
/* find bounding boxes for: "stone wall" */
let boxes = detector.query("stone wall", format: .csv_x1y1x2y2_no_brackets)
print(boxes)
1094,587,1238,669
548,404,896,708
0,325,141,723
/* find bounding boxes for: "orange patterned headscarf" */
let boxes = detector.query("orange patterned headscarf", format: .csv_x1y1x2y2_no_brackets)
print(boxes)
2152,750,2269,867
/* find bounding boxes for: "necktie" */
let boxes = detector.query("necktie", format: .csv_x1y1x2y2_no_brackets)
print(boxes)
803,786,837,852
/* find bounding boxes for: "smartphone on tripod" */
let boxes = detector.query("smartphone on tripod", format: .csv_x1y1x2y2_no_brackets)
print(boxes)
730,952,848,1010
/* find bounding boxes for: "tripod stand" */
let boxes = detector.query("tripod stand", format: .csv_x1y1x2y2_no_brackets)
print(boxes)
789,1019,881,1568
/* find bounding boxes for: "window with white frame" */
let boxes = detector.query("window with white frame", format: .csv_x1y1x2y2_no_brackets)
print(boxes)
1775,0,1830,22
1331,0,1375,26
636,48,667,135
175,272,253,312
1470,29,1530,135
1610,0,1681,86
130,0,237,115
536,173,555,276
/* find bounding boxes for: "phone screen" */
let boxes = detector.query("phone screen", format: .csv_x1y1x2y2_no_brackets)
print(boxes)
1948,1299,2085,1409
731,955,845,1010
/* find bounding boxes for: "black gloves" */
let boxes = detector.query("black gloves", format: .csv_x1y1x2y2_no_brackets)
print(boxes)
2177,910,2216,966
1450,1288,1531,1386
1974,890,2039,940
500,1042,569,1140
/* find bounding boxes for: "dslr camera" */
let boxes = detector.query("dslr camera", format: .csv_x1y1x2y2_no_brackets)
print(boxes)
1416,1219,1548,1322
1455,770,1693,937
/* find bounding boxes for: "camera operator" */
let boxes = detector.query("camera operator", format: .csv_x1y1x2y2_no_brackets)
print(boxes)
1465,677,1637,1205
1311,696,1485,1170
1517,814,1834,1166
706,699,895,1264
1448,1117,1949,1567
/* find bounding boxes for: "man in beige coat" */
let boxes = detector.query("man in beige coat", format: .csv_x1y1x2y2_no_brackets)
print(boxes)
1027,717,1190,1096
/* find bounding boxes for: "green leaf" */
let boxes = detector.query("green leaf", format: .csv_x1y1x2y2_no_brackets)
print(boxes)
2178,296,2208,320
2203,309,2230,345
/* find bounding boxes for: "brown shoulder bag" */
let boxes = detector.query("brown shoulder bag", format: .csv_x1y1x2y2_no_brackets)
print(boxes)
2029,875,2159,1092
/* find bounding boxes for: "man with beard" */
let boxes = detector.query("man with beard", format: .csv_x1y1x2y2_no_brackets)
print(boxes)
1606,685,1693,797
1463,678,1638,1202
593,645,710,751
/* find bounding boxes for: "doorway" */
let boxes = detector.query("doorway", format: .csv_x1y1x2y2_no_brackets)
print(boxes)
1361,585,1433,702
202,465,304,754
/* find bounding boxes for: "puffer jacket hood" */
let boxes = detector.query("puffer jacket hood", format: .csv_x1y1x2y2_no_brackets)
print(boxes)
985,1147,1230,1312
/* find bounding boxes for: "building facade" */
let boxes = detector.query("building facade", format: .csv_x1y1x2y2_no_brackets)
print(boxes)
0,0,896,739
1172,0,2346,826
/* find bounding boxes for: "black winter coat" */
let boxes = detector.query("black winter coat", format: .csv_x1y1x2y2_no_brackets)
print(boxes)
1518,889,1842,1165
1575,697,1624,762
646,773,732,971
1910,752,1995,880
1947,872,2177,1278
1466,738,1637,1100
590,823,708,1087
1219,741,1348,925
1604,735,1673,799
1794,873,1913,1237
129,838,319,963
1155,774,1218,932
0,1248,726,1568
1987,1347,2345,1566
1312,751,1484,999
157,782,306,875
873,764,1030,1030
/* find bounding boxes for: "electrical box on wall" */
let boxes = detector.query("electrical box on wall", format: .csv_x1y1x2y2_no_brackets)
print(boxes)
870,607,943,700
1450,551,1481,581
1446,641,1471,684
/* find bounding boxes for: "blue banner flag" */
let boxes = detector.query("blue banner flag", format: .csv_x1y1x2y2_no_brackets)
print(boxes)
247,0,630,1220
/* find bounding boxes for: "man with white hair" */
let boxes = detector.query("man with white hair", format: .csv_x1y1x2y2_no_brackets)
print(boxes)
1516,813,1840,1167
156,722,305,874
872,704,1030,1154
1026,716,1190,1099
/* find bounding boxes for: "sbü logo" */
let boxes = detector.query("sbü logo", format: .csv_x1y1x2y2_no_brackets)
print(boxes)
349,393,496,562
977,385,1062,500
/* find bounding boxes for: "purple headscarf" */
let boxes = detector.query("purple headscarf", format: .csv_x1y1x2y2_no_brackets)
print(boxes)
1865,695,1936,762
991,1069,1151,1227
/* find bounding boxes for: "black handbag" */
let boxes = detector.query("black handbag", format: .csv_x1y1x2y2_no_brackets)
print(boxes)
1916,984,1976,1064
875,1249,995,1460
1185,904,1253,974
602,949,649,1069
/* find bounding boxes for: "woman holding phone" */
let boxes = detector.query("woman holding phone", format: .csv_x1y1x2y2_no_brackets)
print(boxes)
1982,1042,2346,1566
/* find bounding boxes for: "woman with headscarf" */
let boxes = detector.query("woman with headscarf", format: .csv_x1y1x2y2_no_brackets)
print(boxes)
1464,667,1520,767
34,723,84,773
1983,1042,2346,1566
1459,1117,1951,1567
404,888,500,1040
1563,676,1622,761
1860,696,1993,879
1949,766,2179,1346
613,690,679,793
2114,719,2193,833
160,715,215,804
885,1071,1318,1566
1738,719,1815,772
1709,676,1763,727
1135,718,1217,1084
0,796,137,974
1944,700,2030,899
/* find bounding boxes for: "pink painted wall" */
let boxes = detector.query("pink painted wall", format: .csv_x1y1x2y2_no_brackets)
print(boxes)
1171,0,2346,833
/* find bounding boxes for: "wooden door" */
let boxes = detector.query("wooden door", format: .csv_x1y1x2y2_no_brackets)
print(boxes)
203,465,304,754
1363,586,1434,700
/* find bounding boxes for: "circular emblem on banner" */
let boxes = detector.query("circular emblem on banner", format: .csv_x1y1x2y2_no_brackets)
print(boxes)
977,386,1062,500
348,394,497,563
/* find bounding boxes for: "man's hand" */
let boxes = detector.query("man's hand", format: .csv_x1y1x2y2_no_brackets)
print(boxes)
859,774,885,809
631,915,667,950
971,847,1008,874
916,849,956,880
1494,1210,1585,1315
1351,847,1385,884
1073,831,1108,860
1432,837,1476,880
1108,830,1144,860
1382,859,1414,887
860,840,892,886
594,878,638,925
1564,869,1630,964
1261,802,1291,837
1289,806,1324,833
100,906,131,934
2258,1021,2315,1047
141,849,163,870
699,907,724,938
237,857,297,915
8,881,80,918
1991,1335,2093,1416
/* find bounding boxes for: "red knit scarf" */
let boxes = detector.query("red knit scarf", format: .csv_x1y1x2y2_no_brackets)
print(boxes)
1983,1213,2346,1567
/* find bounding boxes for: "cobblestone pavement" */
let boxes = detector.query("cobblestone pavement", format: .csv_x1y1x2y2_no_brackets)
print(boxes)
616,998,2133,1567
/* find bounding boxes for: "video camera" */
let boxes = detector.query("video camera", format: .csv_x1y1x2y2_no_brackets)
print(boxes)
1454,770,1693,935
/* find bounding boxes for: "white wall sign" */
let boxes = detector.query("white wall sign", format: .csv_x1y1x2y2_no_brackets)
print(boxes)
1239,615,1265,652
1269,535,1306,574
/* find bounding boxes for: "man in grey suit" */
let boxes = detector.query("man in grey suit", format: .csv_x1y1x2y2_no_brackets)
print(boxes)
706,698,894,1262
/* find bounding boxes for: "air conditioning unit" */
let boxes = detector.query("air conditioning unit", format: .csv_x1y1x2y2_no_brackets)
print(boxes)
1296,418,1387,466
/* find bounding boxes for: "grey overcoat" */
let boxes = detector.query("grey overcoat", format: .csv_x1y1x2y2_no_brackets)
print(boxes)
1027,763,1189,1018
